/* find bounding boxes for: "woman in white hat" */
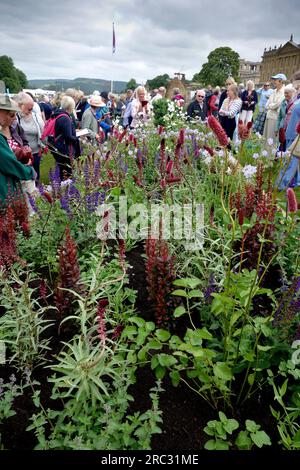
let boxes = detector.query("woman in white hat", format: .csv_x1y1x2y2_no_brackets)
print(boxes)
263,73,286,142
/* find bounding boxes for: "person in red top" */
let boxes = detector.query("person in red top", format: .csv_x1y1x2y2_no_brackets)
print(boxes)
207,86,220,117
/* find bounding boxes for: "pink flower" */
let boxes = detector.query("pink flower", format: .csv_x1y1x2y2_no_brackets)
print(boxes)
287,188,298,213
43,191,53,204
207,115,229,147
177,129,185,146
97,299,108,344
166,159,174,174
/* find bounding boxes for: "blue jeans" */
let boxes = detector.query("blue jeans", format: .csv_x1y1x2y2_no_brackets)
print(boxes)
33,152,41,181
276,154,300,190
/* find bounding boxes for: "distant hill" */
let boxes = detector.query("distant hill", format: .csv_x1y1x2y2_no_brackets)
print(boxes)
28,77,128,95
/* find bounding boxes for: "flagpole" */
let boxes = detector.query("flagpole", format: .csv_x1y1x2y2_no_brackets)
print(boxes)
111,22,115,95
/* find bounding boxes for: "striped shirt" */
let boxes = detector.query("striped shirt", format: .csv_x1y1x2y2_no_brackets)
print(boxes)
220,98,242,118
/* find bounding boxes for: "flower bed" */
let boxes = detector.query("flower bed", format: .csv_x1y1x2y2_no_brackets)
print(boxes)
0,117,300,451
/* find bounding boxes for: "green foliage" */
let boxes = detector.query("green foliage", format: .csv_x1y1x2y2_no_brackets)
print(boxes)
204,412,271,450
195,47,240,86
15,68,28,89
126,78,138,90
0,266,54,371
268,365,300,449
0,375,25,449
27,373,163,450
146,74,170,90
152,98,169,126
0,55,28,92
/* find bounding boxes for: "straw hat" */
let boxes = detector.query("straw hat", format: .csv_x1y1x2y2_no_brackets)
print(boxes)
0,94,19,112
88,95,105,107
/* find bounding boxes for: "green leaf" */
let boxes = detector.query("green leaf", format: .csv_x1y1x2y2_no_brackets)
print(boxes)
173,278,200,289
245,420,260,433
122,325,137,340
137,346,148,362
173,306,186,318
130,316,146,328
215,440,230,450
171,289,188,297
248,374,255,386
145,322,156,332
257,345,273,352
250,430,271,448
155,365,166,380
148,339,162,350
188,290,204,299
155,329,171,342
157,353,177,367
224,419,239,434
235,431,252,450
213,362,233,381
169,371,180,387
151,356,159,370
279,379,288,398
204,439,216,450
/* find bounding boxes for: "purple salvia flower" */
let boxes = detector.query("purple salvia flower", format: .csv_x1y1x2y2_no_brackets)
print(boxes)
85,194,94,213
38,183,45,195
60,195,73,219
68,183,81,202
84,161,90,191
93,160,100,184
28,194,38,213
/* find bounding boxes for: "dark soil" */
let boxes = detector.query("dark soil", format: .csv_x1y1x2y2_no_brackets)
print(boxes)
0,242,279,450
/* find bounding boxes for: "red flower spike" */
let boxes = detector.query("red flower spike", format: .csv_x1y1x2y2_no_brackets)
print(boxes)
166,159,174,174
97,299,107,344
203,145,214,157
207,115,229,147
118,238,126,270
43,192,53,204
287,188,298,213
279,128,286,144
39,279,47,302
296,119,300,135
55,226,83,319
177,129,185,146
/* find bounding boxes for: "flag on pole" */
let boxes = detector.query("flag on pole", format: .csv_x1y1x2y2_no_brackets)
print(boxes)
112,22,116,54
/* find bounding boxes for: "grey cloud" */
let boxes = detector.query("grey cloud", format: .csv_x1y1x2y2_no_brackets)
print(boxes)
0,0,299,82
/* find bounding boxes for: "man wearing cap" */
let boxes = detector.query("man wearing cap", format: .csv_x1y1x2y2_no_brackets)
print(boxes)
263,73,286,141
253,82,274,135
0,94,35,204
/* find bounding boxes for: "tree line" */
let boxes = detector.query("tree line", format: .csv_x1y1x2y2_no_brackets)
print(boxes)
0,55,28,93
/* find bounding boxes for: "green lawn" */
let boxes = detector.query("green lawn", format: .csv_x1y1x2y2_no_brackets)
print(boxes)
40,152,56,184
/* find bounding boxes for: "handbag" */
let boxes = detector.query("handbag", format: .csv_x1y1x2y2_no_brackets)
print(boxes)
287,135,300,158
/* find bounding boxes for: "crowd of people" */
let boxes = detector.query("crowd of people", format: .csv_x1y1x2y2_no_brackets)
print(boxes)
0,69,300,209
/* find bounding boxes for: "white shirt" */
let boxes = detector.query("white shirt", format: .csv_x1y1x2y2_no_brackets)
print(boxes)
265,87,285,120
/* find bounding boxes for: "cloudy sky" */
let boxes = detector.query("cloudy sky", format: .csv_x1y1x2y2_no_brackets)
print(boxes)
0,0,299,83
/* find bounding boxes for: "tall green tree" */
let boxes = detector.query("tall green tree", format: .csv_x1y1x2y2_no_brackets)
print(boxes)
0,55,28,92
126,78,138,90
146,74,170,90
15,68,28,89
194,47,240,86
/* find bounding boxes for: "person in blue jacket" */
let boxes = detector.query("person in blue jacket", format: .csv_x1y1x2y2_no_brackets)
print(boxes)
51,96,81,179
